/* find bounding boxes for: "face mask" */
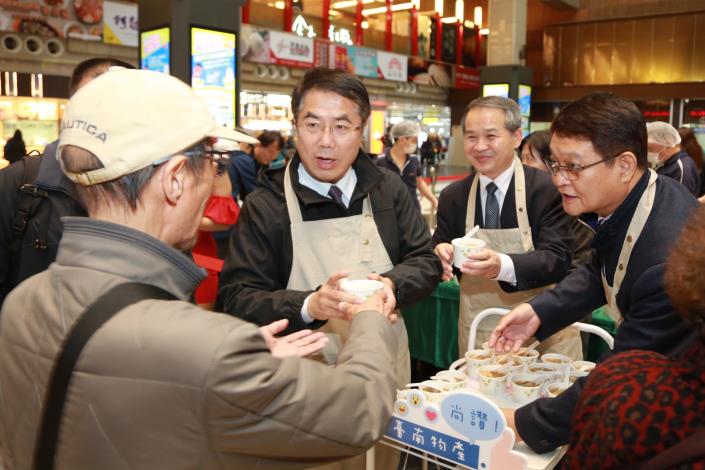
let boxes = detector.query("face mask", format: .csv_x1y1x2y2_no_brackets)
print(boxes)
647,151,661,167
405,142,418,154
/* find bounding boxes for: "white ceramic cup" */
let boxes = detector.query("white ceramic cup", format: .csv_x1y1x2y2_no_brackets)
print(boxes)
545,381,573,398
432,370,468,389
464,349,495,378
339,278,384,301
511,373,547,403
540,353,572,374
571,360,596,373
477,365,508,397
451,237,487,269
493,354,524,378
512,348,540,366
568,370,589,384
419,380,453,403
527,362,564,382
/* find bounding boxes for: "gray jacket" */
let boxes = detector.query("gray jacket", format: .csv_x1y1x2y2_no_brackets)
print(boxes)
0,217,397,469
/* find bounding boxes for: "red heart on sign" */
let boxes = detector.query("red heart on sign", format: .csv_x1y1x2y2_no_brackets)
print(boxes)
425,410,437,421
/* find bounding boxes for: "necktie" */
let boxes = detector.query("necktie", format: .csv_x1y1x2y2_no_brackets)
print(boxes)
328,185,344,206
485,182,500,229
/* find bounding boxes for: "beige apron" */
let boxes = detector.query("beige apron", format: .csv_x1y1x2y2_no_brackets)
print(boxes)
284,164,406,470
601,170,658,325
459,158,582,359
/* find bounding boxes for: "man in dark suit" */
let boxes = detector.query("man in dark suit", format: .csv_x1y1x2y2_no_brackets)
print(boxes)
490,93,699,454
432,96,579,358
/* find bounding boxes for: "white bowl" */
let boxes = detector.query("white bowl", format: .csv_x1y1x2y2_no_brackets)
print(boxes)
339,279,384,301
571,360,596,373
464,349,494,378
477,365,508,397
511,373,547,403
545,381,573,398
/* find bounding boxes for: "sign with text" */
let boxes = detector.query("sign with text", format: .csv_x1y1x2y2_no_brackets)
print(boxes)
269,30,314,67
377,51,408,82
191,27,236,129
140,27,170,74
103,1,137,46
347,46,377,78
455,65,481,90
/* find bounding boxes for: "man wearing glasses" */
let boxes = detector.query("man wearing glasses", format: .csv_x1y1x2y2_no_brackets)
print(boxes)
218,67,441,468
489,93,699,454
432,96,579,359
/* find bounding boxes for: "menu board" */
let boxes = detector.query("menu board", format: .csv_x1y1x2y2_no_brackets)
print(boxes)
140,27,170,74
482,83,509,98
191,27,236,129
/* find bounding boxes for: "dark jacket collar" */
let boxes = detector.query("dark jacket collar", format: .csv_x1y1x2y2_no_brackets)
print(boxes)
35,140,76,195
593,169,650,247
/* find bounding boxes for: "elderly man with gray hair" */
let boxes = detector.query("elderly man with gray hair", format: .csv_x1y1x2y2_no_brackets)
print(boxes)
432,95,579,359
375,120,438,211
0,68,400,469
647,121,700,196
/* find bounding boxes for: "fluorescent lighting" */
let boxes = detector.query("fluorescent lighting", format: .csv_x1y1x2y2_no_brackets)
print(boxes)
391,3,414,11
274,1,284,9
411,0,420,9
454,0,463,20
480,28,489,35
474,6,482,28
434,0,443,15
464,20,474,29
332,0,375,8
361,20,369,29
440,16,457,23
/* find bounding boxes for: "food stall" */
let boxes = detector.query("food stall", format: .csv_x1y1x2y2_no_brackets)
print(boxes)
0,96,66,157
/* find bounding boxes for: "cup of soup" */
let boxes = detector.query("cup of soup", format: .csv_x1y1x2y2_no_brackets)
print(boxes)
419,380,453,403
511,373,547,403
540,353,572,374
432,370,468,389
451,237,487,269
545,381,572,398
571,361,596,373
339,278,384,301
464,349,494,378
513,348,540,366
477,365,508,397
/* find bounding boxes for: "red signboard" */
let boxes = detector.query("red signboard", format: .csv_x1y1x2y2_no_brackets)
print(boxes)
455,65,480,90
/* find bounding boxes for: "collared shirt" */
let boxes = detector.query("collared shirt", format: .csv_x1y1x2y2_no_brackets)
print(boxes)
297,162,357,208
477,161,517,285
375,151,421,210
296,162,358,322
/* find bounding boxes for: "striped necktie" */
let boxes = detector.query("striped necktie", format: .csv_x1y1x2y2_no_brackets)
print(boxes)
485,182,500,229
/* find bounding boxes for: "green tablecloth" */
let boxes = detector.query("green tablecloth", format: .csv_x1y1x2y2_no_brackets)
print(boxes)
402,279,617,369
402,279,460,369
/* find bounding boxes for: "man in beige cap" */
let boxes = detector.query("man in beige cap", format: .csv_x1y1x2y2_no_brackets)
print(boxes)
0,68,399,469
647,121,700,196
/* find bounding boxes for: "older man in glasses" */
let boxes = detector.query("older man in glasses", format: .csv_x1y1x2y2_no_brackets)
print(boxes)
489,93,699,454
432,96,579,359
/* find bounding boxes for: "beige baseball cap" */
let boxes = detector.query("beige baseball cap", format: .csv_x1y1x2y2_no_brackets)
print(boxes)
58,67,258,186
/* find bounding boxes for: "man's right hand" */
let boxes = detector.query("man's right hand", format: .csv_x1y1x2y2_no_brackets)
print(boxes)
489,303,542,353
434,242,454,281
308,271,362,321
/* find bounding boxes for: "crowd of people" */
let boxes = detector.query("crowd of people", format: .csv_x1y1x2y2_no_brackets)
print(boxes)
0,58,704,469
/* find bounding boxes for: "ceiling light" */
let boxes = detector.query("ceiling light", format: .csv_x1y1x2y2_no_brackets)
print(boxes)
332,0,376,8
474,6,482,28
274,1,285,9
480,28,489,35
440,16,457,23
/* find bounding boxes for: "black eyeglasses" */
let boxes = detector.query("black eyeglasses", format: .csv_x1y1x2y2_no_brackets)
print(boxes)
154,145,231,177
544,153,621,181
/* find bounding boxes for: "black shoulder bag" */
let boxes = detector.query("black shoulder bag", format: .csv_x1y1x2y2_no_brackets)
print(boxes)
33,282,177,470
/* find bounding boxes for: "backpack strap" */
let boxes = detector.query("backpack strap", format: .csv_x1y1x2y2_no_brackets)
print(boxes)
33,282,177,470
11,156,45,238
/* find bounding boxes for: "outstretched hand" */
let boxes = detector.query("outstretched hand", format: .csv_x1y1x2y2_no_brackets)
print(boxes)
260,319,329,358
488,303,542,353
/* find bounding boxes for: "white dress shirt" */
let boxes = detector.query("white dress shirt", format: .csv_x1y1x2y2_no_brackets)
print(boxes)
477,163,517,285
296,163,358,322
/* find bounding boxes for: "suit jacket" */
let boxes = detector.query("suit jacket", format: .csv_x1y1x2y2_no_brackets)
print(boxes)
432,164,574,291
516,171,699,454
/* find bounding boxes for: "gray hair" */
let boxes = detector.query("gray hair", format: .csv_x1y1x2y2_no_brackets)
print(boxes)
60,139,208,214
390,120,420,143
461,96,521,133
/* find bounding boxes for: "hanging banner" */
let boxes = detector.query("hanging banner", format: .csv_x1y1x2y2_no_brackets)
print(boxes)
140,27,170,74
347,46,377,78
454,65,481,90
103,1,137,46
240,25,271,64
377,51,407,82
408,57,452,87
313,38,329,67
269,30,314,67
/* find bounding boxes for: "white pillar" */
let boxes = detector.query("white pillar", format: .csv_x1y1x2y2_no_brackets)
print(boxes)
487,0,527,66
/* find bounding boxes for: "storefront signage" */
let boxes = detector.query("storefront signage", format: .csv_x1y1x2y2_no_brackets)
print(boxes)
454,65,480,90
347,46,377,78
269,30,314,67
377,51,408,82
0,0,103,39
191,27,236,129
103,1,137,47
292,15,353,46
140,27,170,74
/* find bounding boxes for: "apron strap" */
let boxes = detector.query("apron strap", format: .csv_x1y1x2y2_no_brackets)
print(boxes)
283,163,304,224
603,169,658,321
